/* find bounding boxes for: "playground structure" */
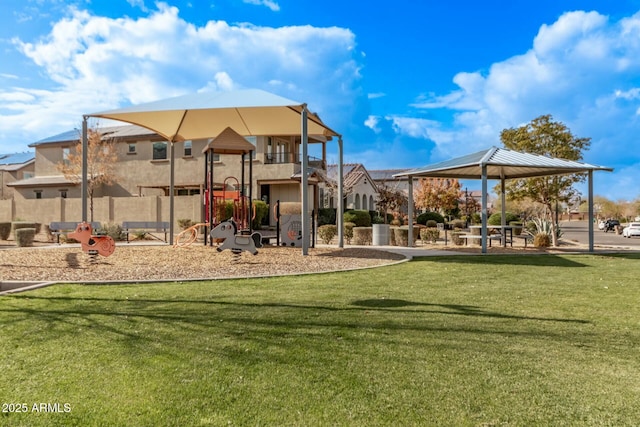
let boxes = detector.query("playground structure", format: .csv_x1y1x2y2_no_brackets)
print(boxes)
67,221,116,260
202,127,256,246
210,218,262,256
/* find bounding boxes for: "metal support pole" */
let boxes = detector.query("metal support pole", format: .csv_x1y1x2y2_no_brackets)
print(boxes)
249,149,253,233
81,116,88,222
481,165,488,253
588,170,594,252
301,106,309,255
337,136,344,248
169,141,175,245
408,176,414,246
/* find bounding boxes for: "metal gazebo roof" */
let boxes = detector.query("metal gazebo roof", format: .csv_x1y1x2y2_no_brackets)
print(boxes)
394,147,613,253
394,147,613,179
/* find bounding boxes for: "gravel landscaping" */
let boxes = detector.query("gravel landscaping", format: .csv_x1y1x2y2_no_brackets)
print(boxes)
0,242,406,283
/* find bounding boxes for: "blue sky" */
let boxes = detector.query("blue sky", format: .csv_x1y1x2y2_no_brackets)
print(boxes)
1,0,640,200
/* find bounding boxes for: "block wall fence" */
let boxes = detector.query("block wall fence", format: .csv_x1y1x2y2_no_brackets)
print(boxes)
0,195,203,229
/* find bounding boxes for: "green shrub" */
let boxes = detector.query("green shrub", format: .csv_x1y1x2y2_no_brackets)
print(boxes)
488,212,520,226
416,211,444,225
318,208,336,226
343,222,355,244
425,219,438,228
0,222,11,240
353,227,372,245
510,221,523,236
470,213,481,224
394,227,409,246
252,200,269,230
420,227,440,243
318,224,337,244
451,231,465,246
15,228,35,247
343,210,372,227
98,223,125,241
449,219,465,229
371,215,385,224
12,221,36,242
389,226,398,245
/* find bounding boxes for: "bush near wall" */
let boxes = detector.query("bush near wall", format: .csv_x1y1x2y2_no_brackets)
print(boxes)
318,208,336,226
353,227,372,245
343,210,372,227
343,222,355,244
488,212,520,225
416,212,444,225
420,227,440,243
12,222,37,242
318,225,337,244
252,200,269,230
15,228,35,247
389,226,398,245
394,227,409,246
0,222,11,240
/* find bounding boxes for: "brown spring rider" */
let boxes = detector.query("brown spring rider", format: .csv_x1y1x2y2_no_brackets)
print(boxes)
68,222,116,259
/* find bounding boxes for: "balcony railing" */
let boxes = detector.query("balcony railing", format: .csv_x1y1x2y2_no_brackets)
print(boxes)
264,152,326,169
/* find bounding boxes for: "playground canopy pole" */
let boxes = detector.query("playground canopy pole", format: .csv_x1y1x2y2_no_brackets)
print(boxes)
301,106,309,255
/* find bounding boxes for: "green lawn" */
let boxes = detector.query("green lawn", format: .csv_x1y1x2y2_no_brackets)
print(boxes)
1,253,640,426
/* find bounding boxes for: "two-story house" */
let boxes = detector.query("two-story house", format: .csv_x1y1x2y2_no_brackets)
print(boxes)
8,124,331,226
0,152,35,200
323,163,378,211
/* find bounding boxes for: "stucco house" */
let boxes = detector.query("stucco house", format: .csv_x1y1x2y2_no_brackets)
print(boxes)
0,152,35,200
323,163,378,211
7,124,331,226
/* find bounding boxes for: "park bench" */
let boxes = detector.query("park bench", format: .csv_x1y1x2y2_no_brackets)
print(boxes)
457,232,504,247
49,221,101,244
122,221,170,243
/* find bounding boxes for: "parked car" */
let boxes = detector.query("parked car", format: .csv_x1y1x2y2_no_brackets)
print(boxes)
603,219,620,233
622,222,640,238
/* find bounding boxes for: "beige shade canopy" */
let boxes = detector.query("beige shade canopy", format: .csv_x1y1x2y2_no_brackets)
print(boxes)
90,89,339,142
82,89,343,253
202,127,256,155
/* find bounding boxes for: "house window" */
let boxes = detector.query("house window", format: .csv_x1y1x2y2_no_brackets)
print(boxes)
184,141,192,157
34,190,42,199
128,143,137,154
153,142,167,160
62,148,70,165
244,136,256,160
23,171,34,179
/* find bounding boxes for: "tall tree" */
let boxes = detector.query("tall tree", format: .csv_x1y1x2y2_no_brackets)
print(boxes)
376,182,407,223
414,178,462,213
500,114,591,246
57,127,118,221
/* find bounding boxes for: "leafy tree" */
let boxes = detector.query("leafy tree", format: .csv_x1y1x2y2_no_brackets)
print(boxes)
57,127,118,221
414,178,462,214
376,182,407,223
500,114,591,246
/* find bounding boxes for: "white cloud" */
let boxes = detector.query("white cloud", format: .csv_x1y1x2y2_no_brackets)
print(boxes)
389,10,640,198
364,115,379,133
1,3,361,150
367,92,385,99
242,0,280,12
